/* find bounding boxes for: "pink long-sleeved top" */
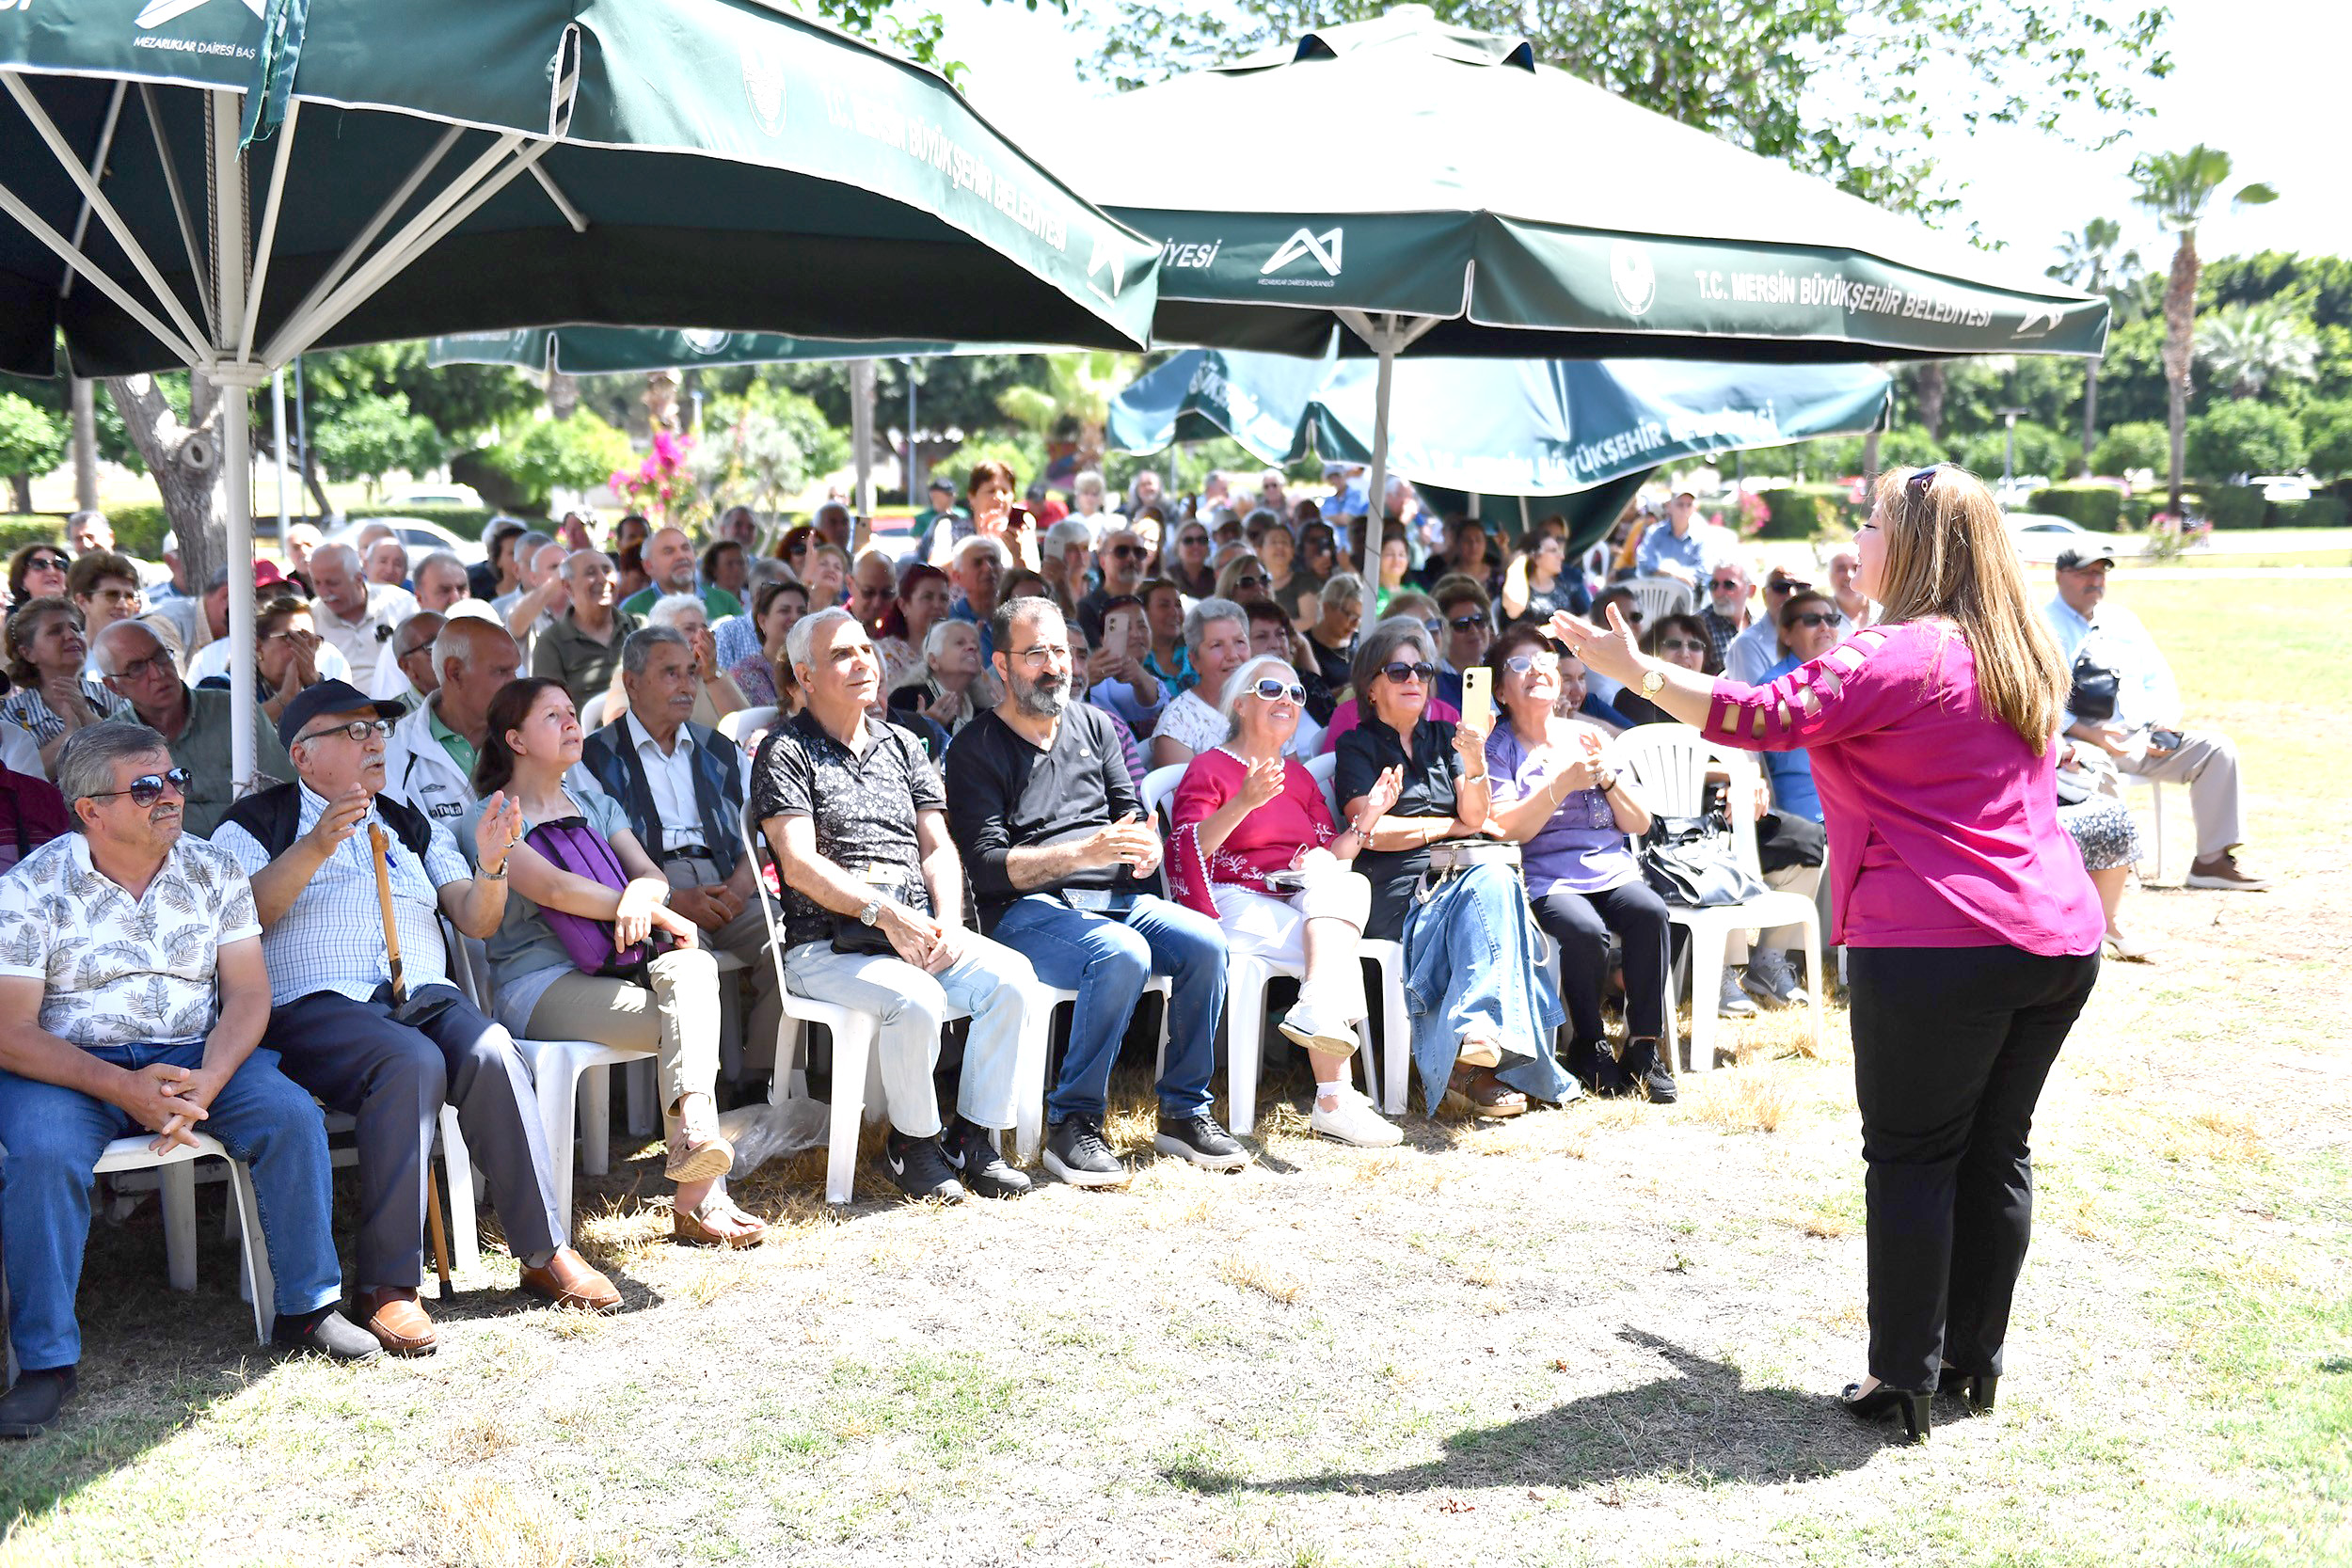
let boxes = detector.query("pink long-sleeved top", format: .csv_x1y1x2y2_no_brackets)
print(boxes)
1701,620,2104,955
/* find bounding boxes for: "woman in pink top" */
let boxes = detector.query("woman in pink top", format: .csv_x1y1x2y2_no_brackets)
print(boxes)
1553,464,2102,1444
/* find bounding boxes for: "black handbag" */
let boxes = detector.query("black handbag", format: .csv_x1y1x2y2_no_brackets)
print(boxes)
1639,814,1770,909
2068,647,2121,723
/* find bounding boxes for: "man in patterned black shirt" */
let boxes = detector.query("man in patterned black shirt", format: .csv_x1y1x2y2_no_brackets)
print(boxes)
0,723,376,1438
750,608,1038,1203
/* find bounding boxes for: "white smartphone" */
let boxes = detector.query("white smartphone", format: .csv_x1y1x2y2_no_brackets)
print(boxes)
1459,665,1492,732
1103,616,1131,664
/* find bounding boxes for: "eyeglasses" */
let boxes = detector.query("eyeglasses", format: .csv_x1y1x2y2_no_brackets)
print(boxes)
1177,533,1209,548
1708,578,1744,592
294,718,392,746
87,767,191,807
1379,661,1436,684
87,587,141,606
1503,653,1559,674
1765,578,1810,594
262,627,311,644
1447,614,1487,631
1009,643,1069,666
1657,637,1707,655
1250,678,1308,703
1790,611,1838,628
105,649,176,683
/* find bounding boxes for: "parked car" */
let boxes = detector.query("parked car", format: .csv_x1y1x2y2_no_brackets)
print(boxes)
2003,511,2135,564
328,515,487,565
2249,473,2314,503
376,483,484,511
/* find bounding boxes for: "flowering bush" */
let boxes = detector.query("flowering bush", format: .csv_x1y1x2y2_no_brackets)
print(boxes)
608,429,705,527
2142,510,2212,564
1715,489,1771,538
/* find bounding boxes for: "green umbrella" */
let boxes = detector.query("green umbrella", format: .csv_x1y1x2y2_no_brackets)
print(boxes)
1,0,1160,786
424,328,989,377
1108,348,1889,498
1057,4,2104,563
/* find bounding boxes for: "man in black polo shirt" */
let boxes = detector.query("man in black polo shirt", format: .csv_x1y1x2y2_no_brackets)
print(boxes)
749,608,1038,1202
945,596,1243,1187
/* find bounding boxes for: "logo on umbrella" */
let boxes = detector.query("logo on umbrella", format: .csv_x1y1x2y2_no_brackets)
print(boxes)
2010,303,2068,341
1610,241,1657,319
741,44,787,137
1262,227,1343,278
135,0,262,27
1088,230,1126,299
680,331,734,356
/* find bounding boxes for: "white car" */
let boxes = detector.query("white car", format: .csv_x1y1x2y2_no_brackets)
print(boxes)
376,483,484,511
2003,512,2133,565
329,515,488,565
2249,473,2313,503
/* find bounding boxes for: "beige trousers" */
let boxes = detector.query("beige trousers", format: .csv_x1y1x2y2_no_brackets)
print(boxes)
525,946,723,1117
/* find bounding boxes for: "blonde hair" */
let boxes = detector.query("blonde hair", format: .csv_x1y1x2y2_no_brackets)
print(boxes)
1870,465,2067,754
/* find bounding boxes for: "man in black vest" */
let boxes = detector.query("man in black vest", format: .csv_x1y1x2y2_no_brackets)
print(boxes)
213,682,618,1355
578,626,779,1065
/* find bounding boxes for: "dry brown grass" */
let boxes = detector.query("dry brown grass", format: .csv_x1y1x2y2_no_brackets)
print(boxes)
1217,1251,1307,1304
1690,1067,1794,1133
2151,1105,2267,1164
424,1477,579,1568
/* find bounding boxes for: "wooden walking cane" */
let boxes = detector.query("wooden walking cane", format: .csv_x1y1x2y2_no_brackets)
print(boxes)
370,824,453,1302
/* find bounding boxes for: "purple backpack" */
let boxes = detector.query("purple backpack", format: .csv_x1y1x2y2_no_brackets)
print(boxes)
526,816,649,976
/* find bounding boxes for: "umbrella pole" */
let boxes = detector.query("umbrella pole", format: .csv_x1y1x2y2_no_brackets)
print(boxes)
210,91,259,797
1362,322,1397,577
849,358,876,517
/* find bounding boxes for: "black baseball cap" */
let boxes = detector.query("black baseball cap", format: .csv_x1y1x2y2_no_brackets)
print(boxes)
277,678,405,750
2054,546,2116,571
928,478,956,495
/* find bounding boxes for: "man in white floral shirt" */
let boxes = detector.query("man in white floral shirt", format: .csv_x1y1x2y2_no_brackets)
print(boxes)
0,723,377,1439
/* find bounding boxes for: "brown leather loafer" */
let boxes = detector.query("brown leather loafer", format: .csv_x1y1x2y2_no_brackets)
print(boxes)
519,1247,621,1314
355,1286,437,1357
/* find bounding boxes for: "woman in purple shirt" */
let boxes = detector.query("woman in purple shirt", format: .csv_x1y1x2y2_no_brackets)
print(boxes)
1553,464,2103,1444
1483,626,1672,1103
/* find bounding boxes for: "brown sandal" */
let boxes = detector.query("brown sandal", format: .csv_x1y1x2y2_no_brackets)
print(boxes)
673,1196,766,1249
1442,1064,1528,1119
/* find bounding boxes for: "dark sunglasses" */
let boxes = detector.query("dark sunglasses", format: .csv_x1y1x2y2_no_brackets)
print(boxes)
1231,574,1266,591
1790,611,1838,628
1379,660,1437,684
1177,533,1209,547
87,766,191,807
1106,544,1145,562
1447,613,1487,631
1766,578,1810,594
25,554,68,571
1250,678,1308,703
1907,464,1946,503
1708,577,1744,591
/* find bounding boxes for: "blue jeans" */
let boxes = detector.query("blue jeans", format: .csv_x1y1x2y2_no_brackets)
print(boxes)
0,1041,342,1370
1402,863,1570,1116
990,894,1227,1123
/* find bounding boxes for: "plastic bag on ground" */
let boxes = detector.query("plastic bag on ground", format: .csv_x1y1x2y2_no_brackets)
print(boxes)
714,1095,829,1177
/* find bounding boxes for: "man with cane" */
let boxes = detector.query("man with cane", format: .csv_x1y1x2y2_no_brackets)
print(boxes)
215,682,618,1357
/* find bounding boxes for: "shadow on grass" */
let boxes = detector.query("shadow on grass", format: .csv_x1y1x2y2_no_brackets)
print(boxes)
1165,1330,1888,1497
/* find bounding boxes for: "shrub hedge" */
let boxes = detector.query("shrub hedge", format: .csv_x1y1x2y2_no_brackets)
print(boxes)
1754,484,1856,540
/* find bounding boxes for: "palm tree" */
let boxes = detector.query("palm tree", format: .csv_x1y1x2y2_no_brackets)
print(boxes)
2194,298,2320,399
995,352,1136,478
2047,218,2142,477
2129,147,2278,509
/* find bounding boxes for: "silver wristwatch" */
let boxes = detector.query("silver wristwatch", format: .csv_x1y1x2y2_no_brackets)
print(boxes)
857,899,882,927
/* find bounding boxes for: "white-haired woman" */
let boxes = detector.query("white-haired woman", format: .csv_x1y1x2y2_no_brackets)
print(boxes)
1301,572,1365,722
1150,597,1253,768
1167,655,1402,1145
603,592,746,728
887,616,985,736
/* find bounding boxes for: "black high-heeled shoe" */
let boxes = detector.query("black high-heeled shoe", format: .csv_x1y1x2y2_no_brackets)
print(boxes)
1937,1367,1999,1413
1840,1380,1931,1442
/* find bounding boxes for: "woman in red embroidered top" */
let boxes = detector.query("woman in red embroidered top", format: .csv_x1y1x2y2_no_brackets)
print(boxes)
1552,465,2103,1444
1167,655,1403,1148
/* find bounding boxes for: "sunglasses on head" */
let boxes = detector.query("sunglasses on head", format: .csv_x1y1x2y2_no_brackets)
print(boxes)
88,766,191,807
1379,660,1436,684
1503,652,1559,674
1250,677,1308,703
1907,465,1944,503
1790,611,1837,628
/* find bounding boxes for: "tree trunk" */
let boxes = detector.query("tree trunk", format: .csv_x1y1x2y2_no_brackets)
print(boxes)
2079,360,2099,479
2161,232,2200,512
8,475,29,514
1916,363,1947,443
71,378,99,511
103,372,230,591
1862,428,1882,491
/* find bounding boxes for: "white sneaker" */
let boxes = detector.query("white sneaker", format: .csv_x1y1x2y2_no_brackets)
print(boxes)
1277,997,1361,1057
1309,1085,1403,1148
1717,967,1758,1018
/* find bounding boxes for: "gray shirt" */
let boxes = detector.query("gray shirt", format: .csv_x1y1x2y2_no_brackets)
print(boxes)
461,784,630,1034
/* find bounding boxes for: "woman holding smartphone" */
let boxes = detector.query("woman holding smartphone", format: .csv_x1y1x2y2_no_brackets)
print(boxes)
1550,464,2103,1443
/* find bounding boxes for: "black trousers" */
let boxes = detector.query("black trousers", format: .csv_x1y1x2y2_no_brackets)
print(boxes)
267,985,565,1291
1531,881,1672,1043
1847,945,2099,1392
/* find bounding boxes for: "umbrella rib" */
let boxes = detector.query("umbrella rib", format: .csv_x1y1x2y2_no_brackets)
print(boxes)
527,162,589,234
0,176,203,369
236,99,300,364
137,83,214,343
4,71,214,366
263,132,549,365
58,80,126,302
262,122,465,367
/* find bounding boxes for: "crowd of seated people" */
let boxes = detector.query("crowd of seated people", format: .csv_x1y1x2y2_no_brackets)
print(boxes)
0,476,2245,1437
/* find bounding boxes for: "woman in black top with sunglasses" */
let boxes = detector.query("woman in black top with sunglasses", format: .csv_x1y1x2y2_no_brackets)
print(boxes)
7,543,72,612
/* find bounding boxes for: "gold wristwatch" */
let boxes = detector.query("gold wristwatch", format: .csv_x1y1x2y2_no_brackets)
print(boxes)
1640,667,1667,700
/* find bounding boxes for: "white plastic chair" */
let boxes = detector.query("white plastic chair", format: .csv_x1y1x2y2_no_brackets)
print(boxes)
317,1103,479,1277
1613,723,1824,1072
2123,773,2168,884
1304,752,1414,1115
579,692,609,731
95,1133,275,1343
1626,576,1695,626
446,933,656,1227
717,705,778,749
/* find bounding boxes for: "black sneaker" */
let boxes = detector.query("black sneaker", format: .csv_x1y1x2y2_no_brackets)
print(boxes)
1042,1116,1129,1188
0,1366,76,1438
270,1306,384,1362
1620,1037,1678,1105
1567,1037,1635,1099
1152,1111,1252,1171
943,1118,1032,1199
882,1130,966,1203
